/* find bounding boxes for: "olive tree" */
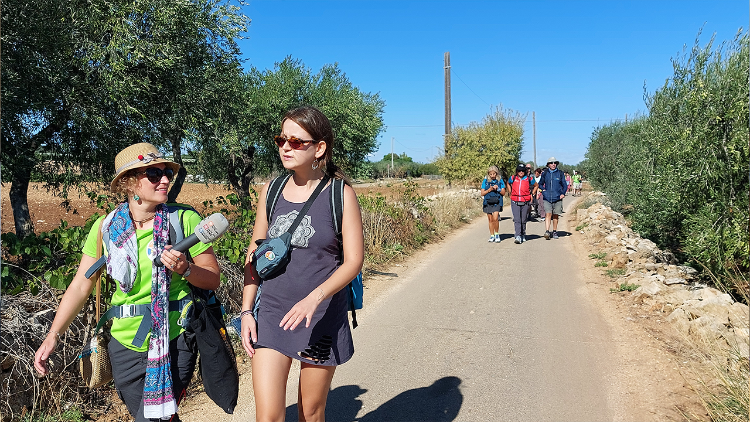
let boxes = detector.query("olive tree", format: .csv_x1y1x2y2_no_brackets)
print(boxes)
438,106,525,183
1,0,248,237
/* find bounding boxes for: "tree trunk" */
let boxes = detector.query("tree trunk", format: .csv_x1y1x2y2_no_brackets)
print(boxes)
168,136,185,204
227,145,255,199
9,167,34,239
8,124,57,238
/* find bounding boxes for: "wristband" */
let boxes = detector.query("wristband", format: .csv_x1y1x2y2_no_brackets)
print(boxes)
240,309,254,318
48,330,62,342
316,287,325,301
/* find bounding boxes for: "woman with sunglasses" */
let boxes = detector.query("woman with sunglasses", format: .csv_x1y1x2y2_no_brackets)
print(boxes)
241,106,364,422
34,143,220,421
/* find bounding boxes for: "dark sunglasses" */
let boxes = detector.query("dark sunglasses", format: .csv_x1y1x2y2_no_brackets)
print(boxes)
138,167,175,183
547,161,559,165
274,135,318,150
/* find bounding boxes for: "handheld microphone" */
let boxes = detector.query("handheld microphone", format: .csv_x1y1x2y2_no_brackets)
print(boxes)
154,213,229,267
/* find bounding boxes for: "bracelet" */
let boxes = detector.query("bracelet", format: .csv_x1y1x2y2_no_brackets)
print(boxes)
48,330,62,342
240,309,254,318
316,287,325,301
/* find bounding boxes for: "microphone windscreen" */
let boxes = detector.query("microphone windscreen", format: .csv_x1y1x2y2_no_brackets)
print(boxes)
194,213,230,243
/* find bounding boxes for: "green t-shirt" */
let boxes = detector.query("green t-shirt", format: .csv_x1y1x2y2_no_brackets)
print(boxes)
572,174,582,183
83,208,211,352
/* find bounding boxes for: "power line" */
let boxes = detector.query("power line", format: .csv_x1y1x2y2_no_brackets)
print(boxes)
450,69,491,108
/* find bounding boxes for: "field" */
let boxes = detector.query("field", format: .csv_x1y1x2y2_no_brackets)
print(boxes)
1,180,457,234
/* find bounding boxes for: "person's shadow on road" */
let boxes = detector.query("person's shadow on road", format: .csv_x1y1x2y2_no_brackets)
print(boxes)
285,376,463,422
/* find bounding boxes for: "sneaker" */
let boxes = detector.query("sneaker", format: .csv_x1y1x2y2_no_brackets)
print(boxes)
521,236,527,243
544,230,551,240
489,236,495,243
514,236,522,244
552,231,559,239
494,236,502,243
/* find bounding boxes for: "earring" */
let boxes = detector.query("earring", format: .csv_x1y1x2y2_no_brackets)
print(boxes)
133,194,140,201
312,159,319,170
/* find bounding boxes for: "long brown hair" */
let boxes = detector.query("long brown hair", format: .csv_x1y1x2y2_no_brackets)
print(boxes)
282,106,350,184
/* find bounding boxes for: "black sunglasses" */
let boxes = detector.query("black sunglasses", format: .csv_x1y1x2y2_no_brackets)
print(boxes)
138,167,175,184
274,135,318,150
547,161,559,165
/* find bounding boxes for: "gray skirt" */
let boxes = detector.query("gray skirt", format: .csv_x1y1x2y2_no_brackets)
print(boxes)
483,203,503,214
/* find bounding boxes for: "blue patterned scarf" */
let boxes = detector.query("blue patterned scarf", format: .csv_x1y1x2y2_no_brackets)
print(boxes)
106,203,177,418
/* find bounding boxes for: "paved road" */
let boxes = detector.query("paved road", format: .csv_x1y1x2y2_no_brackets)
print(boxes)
186,201,617,421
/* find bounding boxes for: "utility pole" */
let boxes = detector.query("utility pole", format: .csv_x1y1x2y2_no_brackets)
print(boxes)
444,52,451,149
391,137,394,175
533,111,537,168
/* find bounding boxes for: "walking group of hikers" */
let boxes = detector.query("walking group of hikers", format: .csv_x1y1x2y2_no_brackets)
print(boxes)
481,157,575,243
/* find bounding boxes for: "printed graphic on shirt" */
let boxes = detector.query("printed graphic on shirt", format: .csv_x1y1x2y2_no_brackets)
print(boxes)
147,239,157,261
269,211,315,248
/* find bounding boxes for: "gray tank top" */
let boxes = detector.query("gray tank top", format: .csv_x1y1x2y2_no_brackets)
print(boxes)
254,183,354,365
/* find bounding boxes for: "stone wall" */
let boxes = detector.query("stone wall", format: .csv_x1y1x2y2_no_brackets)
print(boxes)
576,196,749,359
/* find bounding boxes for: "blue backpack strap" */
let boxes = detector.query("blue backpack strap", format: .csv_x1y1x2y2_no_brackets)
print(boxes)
265,174,292,223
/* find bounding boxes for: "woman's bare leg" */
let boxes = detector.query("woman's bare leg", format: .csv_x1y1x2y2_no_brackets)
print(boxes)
297,362,336,422
253,348,293,422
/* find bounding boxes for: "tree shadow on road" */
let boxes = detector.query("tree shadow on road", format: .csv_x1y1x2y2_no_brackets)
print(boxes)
286,376,463,421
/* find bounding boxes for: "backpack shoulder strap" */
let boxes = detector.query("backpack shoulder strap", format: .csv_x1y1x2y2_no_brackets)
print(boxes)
266,174,292,223
330,178,345,237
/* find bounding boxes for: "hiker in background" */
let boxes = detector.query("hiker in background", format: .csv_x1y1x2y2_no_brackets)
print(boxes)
480,165,506,243
572,170,583,196
508,164,537,243
529,168,545,221
34,143,221,421
564,171,572,195
539,157,568,239
241,106,364,422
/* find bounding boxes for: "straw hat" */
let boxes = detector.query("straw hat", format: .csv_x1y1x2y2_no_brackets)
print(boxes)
110,143,181,192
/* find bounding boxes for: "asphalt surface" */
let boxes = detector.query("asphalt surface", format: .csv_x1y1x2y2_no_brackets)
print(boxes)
186,200,617,421
319,202,612,421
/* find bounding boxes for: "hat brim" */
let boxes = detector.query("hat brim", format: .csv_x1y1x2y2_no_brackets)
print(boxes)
110,160,181,192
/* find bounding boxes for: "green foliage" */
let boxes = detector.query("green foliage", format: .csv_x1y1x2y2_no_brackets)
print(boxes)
584,31,749,282
20,408,85,422
594,261,609,267
610,281,639,292
196,57,385,194
200,191,258,266
368,153,438,179
589,252,606,259
437,106,524,183
605,268,627,278
2,0,248,237
1,215,99,294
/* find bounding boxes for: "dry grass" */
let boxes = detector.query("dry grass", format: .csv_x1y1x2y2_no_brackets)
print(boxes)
681,269,749,422
359,183,482,267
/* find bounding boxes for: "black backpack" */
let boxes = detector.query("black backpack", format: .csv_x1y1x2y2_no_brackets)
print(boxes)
169,205,239,414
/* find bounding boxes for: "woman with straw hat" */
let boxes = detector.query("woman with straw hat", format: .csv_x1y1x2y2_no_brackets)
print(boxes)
34,143,220,421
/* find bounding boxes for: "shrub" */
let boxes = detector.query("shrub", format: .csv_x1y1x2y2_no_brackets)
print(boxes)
585,31,749,290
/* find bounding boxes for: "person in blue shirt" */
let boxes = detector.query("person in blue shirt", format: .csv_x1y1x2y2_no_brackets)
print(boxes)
538,157,568,239
481,165,506,243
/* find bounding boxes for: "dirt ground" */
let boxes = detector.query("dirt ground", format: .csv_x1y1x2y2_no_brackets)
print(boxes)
1,182,711,420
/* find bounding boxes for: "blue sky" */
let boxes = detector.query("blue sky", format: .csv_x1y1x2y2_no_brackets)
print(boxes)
237,0,747,166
